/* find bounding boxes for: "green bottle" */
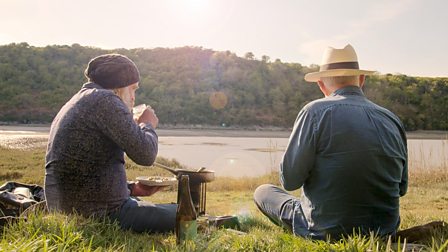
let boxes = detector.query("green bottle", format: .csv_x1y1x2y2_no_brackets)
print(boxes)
176,175,197,244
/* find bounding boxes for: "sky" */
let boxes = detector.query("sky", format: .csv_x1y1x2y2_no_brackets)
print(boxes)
0,0,447,77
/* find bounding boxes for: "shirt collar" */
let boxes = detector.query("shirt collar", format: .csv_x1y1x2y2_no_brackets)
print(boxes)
82,82,105,90
330,85,364,97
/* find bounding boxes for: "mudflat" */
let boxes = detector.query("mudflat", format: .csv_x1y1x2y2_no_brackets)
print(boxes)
1,125,447,139
0,125,291,138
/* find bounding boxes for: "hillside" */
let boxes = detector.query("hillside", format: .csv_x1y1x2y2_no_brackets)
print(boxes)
0,43,447,130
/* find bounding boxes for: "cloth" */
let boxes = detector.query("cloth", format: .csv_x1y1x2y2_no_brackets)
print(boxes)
108,197,177,233
45,82,158,217
262,86,408,240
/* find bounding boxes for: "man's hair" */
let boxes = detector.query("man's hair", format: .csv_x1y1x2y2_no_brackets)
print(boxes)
320,76,359,87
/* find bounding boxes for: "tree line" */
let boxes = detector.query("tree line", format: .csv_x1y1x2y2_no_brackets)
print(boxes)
0,43,446,130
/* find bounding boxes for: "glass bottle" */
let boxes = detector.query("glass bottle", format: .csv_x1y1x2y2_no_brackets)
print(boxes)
176,175,197,244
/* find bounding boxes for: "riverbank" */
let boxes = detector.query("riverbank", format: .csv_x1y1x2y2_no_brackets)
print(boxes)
1,124,447,139
1,125,447,175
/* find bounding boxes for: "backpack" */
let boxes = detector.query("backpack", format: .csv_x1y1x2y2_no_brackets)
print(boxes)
0,181,45,227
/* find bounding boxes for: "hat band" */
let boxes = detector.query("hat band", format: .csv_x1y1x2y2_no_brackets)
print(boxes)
320,61,359,71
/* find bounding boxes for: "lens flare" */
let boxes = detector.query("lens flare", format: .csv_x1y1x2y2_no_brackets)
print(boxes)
209,91,228,110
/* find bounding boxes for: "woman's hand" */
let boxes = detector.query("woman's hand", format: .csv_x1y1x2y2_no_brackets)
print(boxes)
136,106,159,129
130,181,167,197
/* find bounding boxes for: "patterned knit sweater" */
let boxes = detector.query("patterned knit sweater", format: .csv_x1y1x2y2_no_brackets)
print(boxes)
44,82,158,216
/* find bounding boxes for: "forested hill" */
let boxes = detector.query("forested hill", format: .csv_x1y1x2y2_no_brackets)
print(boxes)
0,43,447,130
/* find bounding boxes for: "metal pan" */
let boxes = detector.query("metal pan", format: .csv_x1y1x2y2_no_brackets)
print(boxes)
153,162,215,183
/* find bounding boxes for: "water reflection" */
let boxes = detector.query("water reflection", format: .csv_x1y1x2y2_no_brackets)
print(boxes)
158,137,287,177
158,137,448,177
1,127,446,177
408,139,448,170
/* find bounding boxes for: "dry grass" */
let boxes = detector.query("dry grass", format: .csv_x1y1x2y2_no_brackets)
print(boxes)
408,169,448,187
207,173,279,192
0,147,46,185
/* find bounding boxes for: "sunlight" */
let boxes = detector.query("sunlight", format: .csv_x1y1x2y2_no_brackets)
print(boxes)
184,0,207,12
168,0,209,15
164,0,211,25
0,33,15,45
228,158,235,165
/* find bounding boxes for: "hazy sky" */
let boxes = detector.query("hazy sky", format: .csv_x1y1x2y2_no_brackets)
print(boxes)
1,0,447,77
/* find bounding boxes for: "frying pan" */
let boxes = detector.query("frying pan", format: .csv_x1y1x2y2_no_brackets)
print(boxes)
153,162,215,183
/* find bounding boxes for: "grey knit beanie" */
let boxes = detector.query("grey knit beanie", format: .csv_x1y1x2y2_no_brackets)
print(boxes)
84,54,140,89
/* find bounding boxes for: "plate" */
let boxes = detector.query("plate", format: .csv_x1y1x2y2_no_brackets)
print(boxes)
136,176,177,186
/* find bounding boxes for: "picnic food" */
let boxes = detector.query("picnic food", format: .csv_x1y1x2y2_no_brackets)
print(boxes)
136,176,177,186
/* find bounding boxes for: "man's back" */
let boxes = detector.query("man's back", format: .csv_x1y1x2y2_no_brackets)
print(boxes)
281,86,408,239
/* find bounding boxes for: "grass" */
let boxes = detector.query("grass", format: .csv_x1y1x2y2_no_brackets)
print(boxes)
0,146,447,251
4,210,446,252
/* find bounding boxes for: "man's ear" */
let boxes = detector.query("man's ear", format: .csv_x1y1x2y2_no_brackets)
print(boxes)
359,75,366,88
317,80,329,97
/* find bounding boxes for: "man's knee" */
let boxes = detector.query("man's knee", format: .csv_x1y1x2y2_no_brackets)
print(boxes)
254,184,277,205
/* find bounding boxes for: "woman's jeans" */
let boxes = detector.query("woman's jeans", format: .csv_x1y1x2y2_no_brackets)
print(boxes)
108,197,177,233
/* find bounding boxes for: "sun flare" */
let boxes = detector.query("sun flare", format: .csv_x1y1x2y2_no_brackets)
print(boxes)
186,0,207,11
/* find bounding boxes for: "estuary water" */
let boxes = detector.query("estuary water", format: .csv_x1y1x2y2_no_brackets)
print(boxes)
0,126,446,177
159,136,447,177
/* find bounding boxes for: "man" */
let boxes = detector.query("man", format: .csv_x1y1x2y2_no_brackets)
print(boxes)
254,45,408,240
45,54,176,233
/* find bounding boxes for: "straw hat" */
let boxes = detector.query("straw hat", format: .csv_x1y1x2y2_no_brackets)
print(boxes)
304,44,376,82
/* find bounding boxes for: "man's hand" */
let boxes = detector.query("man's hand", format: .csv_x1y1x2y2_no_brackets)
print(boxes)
130,181,167,197
137,106,159,129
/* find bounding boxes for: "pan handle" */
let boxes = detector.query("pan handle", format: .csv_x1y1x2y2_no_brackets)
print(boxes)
153,162,193,175
153,162,180,175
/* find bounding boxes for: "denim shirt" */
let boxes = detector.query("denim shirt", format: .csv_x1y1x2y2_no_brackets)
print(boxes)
280,86,408,239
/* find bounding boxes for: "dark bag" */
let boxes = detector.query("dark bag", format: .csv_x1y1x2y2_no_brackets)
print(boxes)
0,181,45,227
392,221,448,243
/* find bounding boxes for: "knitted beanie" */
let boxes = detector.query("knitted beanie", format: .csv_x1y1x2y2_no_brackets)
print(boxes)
84,54,140,89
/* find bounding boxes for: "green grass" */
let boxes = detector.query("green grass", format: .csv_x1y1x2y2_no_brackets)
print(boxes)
2,210,447,252
0,147,447,251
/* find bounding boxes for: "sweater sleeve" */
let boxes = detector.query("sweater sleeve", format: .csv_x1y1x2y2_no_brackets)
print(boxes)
93,94,158,166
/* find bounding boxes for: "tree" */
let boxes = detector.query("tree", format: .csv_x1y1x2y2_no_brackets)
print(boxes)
261,55,270,63
0,43,446,130
244,52,255,60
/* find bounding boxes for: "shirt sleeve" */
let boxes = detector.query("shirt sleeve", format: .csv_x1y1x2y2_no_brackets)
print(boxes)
398,124,408,196
94,94,158,166
280,107,316,191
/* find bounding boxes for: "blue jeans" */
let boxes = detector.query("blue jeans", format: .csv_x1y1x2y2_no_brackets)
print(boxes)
254,184,307,233
108,197,177,233
254,184,400,240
